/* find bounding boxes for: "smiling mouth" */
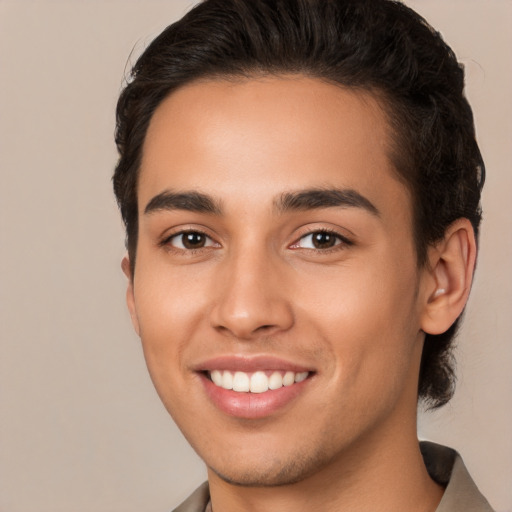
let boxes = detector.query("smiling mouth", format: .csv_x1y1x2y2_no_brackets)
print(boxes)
207,370,310,393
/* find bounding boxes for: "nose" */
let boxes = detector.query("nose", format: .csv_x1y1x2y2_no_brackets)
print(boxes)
209,248,294,340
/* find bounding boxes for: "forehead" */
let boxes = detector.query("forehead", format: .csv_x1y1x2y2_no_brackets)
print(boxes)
139,76,409,218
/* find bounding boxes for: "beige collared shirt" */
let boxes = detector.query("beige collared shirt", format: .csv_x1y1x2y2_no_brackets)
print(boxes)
173,442,494,512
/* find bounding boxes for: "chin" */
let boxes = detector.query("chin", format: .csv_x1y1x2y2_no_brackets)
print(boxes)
206,444,335,488
211,465,308,488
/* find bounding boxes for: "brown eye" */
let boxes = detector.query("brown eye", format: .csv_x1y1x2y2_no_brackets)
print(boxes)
167,231,217,250
292,230,348,250
310,232,338,249
181,232,206,249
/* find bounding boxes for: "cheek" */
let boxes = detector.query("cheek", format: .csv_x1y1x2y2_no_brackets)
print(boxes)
135,253,210,327
132,262,212,379
297,253,421,380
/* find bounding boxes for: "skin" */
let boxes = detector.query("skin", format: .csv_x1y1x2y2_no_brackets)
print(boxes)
123,76,476,512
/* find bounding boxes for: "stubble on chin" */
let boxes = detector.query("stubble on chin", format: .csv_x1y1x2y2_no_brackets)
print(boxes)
207,443,339,488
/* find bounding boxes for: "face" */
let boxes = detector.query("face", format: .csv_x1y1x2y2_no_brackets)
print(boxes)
126,76,431,487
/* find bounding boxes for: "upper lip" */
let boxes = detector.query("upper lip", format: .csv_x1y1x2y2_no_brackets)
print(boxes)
193,355,314,373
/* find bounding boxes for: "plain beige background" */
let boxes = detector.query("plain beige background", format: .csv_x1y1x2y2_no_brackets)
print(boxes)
0,1,510,511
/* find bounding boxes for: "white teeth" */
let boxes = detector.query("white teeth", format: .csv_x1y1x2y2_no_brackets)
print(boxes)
283,371,295,386
209,370,309,393
221,371,233,390
232,371,250,392
249,371,268,393
295,371,308,383
211,370,223,386
268,371,283,390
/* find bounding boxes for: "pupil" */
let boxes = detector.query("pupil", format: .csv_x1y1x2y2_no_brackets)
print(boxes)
313,232,335,249
183,232,205,249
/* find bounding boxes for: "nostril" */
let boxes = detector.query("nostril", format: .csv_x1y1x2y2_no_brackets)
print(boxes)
210,294,294,339
214,322,278,339
259,325,275,331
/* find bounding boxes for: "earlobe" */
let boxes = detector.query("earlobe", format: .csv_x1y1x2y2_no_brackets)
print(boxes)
420,219,477,335
121,255,140,336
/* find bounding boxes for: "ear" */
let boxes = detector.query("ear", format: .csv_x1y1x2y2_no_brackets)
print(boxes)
420,219,477,335
121,254,140,336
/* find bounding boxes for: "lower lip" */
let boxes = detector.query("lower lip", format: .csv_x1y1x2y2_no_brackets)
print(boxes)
200,373,311,419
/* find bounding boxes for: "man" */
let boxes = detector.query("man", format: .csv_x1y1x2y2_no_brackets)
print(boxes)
113,0,492,510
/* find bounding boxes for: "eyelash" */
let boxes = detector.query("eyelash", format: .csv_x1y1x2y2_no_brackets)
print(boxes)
289,228,353,253
159,228,353,254
159,229,218,253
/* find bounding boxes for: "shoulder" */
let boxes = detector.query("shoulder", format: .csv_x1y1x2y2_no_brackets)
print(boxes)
420,441,495,512
172,482,210,512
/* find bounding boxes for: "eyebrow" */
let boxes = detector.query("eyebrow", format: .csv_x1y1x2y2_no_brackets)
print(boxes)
144,190,223,215
143,187,379,217
275,188,380,216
